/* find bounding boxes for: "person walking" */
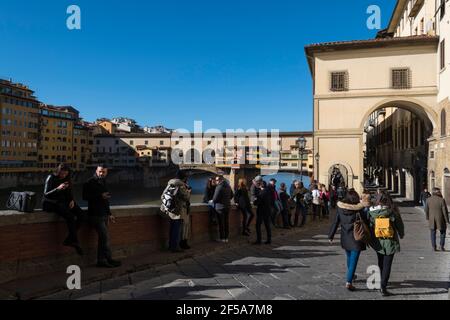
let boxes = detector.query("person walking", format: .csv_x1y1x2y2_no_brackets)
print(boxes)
328,189,367,291
252,180,272,245
367,192,405,297
278,183,291,229
42,163,84,255
212,175,233,243
82,164,121,268
234,178,254,236
425,188,449,251
420,187,432,210
203,177,217,225
291,181,309,227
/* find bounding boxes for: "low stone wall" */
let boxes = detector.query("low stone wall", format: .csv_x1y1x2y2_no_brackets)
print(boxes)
0,204,243,284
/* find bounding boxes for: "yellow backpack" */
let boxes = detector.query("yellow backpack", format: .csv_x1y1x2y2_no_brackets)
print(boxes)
375,217,394,238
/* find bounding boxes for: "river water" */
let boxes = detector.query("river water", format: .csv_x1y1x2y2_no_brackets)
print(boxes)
0,172,309,210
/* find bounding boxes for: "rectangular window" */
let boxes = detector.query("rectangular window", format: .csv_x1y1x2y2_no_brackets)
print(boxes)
391,68,411,89
330,71,349,92
440,40,446,71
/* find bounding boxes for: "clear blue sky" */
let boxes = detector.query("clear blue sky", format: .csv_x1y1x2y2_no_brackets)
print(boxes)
0,0,396,132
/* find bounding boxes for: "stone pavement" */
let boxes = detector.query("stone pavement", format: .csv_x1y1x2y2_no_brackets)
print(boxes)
41,205,450,300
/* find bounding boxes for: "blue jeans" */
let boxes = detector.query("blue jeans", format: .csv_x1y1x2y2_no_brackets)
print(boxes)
169,219,182,250
345,250,361,283
431,229,446,249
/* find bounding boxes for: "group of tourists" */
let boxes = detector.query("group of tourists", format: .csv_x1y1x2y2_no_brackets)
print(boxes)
41,163,449,294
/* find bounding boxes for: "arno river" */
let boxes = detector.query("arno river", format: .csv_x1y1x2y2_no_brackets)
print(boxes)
0,172,309,210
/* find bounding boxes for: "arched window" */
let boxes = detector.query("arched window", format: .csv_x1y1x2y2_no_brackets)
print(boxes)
441,108,447,137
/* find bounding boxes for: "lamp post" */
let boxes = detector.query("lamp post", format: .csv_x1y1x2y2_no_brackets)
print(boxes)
315,152,320,182
296,137,307,183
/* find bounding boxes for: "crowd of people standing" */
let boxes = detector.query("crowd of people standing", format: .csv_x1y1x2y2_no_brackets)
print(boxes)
39,163,448,296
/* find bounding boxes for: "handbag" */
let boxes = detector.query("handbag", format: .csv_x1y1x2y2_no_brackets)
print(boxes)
6,191,37,213
353,212,371,244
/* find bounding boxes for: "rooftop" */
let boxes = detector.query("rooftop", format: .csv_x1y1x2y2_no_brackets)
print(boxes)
305,35,439,53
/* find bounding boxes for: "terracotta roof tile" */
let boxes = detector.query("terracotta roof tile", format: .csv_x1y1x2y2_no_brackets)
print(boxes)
305,35,439,50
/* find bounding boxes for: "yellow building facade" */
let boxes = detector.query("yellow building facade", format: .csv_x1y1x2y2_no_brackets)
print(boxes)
0,79,40,173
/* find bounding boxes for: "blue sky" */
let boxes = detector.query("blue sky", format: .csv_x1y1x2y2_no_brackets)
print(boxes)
0,0,396,131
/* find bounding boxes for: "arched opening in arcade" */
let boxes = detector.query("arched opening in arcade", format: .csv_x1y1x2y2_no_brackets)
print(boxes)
362,101,435,203
328,164,349,189
444,168,450,202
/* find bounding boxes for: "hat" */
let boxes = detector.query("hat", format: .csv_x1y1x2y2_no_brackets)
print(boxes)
254,175,263,182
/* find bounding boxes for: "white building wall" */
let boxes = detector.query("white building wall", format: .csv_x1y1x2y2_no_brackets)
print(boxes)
438,1,450,102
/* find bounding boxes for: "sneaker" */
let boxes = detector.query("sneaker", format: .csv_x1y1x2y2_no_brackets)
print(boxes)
440,247,446,252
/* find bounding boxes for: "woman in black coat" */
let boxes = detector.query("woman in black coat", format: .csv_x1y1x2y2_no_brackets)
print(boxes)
235,178,254,236
328,189,366,291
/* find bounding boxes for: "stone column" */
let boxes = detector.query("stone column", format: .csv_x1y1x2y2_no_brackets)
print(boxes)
393,170,400,194
400,170,406,197
387,169,393,191
405,170,415,201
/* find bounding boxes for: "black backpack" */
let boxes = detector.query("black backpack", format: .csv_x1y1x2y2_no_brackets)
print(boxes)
6,191,37,213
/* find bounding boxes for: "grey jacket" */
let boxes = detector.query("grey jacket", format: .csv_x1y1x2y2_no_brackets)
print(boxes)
212,180,233,212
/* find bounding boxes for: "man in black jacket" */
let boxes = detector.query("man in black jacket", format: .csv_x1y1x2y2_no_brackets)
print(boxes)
82,164,121,268
42,163,84,255
252,179,272,245
212,175,233,242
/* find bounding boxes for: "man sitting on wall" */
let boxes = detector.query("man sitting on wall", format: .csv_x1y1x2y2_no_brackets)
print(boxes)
42,163,85,256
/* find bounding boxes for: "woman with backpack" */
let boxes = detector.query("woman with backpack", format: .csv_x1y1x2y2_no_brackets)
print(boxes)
367,192,404,297
161,170,191,253
328,189,367,291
